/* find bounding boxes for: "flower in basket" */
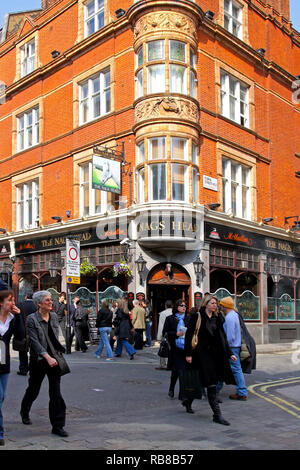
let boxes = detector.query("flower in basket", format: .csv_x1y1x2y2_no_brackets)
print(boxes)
80,259,96,276
112,260,133,278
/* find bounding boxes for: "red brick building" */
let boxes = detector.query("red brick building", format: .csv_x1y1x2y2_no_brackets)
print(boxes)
0,0,299,342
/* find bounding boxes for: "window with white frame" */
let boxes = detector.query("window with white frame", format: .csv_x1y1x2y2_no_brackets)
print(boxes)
79,68,110,124
149,164,167,201
147,64,165,94
192,142,198,164
136,69,143,98
172,164,188,201
171,137,188,160
137,141,145,164
17,107,39,151
222,158,251,219
220,71,249,127
137,167,145,203
85,0,104,37
135,39,196,98
148,137,166,160
192,168,198,203
21,39,35,77
80,162,101,216
17,180,39,230
224,0,243,39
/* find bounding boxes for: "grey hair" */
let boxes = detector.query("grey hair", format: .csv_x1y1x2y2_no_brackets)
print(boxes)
33,290,51,306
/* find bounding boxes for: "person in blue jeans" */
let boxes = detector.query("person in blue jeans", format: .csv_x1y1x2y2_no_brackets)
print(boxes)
95,301,114,361
113,299,136,360
217,296,248,401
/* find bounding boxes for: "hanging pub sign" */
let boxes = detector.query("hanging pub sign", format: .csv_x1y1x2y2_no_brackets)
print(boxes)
92,155,121,194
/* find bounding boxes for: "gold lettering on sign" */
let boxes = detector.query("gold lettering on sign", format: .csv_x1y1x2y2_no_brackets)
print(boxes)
265,239,276,249
277,242,292,252
42,239,53,247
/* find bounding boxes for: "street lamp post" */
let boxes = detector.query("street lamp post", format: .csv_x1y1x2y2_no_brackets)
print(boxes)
193,254,204,288
271,272,281,319
135,254,147,286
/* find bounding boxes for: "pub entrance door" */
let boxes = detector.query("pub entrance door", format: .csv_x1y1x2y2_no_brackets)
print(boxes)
147,263,191,339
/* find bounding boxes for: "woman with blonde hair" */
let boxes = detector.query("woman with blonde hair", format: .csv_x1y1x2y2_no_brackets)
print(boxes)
184,295,237,425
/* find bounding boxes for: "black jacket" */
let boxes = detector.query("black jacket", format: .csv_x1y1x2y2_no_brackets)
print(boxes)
163,313,190,371
113,309,133,340
52,301,67,322
184,309,235,387
238,313,257,373
0,314,25,374
96,308,113,328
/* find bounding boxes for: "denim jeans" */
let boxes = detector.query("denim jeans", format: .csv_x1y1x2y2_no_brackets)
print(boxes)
216,347,248,397
145,321,152,346
115,338,136,357
95,327,114,358
0,374,10,438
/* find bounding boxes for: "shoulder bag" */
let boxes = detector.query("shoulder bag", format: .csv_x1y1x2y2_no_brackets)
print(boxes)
40,323,70,376
158,333,170,358
191,313,201,349
12,303,29,352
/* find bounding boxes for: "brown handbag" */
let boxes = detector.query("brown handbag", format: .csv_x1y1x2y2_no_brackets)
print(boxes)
191,313,201,349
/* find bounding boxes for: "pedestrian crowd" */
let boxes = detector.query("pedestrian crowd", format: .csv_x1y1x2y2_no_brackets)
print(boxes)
0,277,256,446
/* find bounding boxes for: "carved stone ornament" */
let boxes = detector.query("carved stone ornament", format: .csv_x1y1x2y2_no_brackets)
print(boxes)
135,97,200,124
134,12,197,41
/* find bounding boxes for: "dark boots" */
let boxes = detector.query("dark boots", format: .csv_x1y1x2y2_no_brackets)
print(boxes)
182,398,194,414
207,386,230,426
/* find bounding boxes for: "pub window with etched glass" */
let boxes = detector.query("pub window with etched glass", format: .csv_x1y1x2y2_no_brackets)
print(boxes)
224,0,243,39
79,68,110,124
84,0,104,37
21,39,35,77
220,71,249,127
222,158,251,219
17,107,39,151
17,180,39,231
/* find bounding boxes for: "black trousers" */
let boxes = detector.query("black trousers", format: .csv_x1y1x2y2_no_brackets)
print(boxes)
134,329,144,350
21,358,66,429
74,323,88,351
18,351,29,374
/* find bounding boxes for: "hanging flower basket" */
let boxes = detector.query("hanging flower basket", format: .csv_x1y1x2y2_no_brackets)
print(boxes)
112,260,133,278
80,260,97,276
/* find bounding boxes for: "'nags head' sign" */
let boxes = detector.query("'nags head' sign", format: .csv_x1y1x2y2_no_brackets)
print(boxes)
92,155,121,194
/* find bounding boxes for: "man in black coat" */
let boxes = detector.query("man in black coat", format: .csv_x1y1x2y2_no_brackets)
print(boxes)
16,291,36,376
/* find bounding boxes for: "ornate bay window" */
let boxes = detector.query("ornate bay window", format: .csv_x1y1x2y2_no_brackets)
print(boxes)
135,39,197,99
136,136,199,204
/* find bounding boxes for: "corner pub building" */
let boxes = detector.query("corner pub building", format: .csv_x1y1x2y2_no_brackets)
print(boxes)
0,0,299,344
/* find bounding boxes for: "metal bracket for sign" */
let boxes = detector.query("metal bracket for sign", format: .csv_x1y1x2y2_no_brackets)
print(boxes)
93,141,132,205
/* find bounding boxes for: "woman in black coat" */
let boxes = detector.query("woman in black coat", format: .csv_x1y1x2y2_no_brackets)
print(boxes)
184,295,237,426
163,299,190,400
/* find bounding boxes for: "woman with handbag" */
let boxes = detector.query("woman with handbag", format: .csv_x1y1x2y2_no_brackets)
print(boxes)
0,290,25,446
20,290,69,437
184,295,237,426
162,299,190,403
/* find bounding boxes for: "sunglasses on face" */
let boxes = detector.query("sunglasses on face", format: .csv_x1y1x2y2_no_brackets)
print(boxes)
179,305,186,307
